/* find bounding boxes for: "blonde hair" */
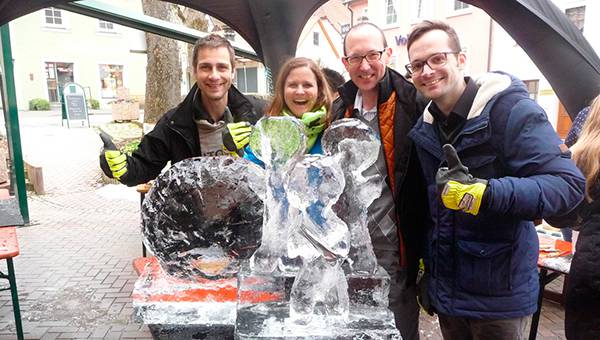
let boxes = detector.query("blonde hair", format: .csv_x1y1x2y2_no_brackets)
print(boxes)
571,95,600,200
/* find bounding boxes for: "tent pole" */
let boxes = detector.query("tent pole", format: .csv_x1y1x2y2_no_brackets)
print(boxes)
1,23,29,224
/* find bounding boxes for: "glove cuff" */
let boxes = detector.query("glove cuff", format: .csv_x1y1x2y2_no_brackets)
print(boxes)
442,181,487,216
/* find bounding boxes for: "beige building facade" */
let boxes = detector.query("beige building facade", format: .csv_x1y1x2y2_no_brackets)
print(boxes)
9,0,147,110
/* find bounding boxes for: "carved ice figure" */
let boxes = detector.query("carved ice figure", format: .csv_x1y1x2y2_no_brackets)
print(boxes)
285,154,350,324
247,116,307,274
322,118,382,274
141,156,265,280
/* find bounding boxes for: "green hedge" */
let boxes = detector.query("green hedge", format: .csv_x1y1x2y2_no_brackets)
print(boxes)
88,99,100,110
28,98,50,111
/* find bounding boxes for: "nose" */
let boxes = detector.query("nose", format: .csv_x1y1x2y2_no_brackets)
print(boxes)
208,67,220,79
421,63,434,75
358,57,371,71
295,86,306,94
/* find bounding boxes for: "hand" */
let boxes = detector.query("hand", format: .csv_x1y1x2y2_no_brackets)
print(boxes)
99,132,127,180
222,121,252,155
300,110,326,134
436,144,487,216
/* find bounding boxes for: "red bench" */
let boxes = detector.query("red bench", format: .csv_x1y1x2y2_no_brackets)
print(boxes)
0,226,23,340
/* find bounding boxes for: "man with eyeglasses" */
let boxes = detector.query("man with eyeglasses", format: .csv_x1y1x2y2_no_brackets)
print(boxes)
406,20,585,339
332,22,428,340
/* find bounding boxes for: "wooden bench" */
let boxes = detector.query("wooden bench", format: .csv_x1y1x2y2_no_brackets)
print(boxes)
0,227,24,340
24,159,44,195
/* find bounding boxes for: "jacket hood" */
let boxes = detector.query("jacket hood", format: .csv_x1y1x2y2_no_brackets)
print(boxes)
422,72,525,124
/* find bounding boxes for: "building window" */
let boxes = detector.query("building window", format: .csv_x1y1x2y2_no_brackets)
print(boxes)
236,67,258,93
566,6,585,32
454,1,469,11
98,20,115,32
223,27,236,41
523,79,539,101
386,0,398,25
99,64,124,99
313,32,319,46
44,7,64,27
411,0,431,21
341,24,350,36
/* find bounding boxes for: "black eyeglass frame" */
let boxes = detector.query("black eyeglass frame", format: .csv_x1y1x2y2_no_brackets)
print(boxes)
343,49,386,66
405,51,460,76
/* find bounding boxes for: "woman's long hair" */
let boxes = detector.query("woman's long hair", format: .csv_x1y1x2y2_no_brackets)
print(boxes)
572,95,600,200
266,57,333,125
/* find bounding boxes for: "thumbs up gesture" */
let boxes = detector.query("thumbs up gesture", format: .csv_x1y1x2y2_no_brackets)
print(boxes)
436,144,488,216
99,132,128,181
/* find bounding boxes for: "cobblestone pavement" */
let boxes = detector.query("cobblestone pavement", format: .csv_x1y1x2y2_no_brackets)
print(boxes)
0,111,568,339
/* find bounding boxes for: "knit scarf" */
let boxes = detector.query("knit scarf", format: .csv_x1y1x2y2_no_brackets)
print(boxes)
282,106,327,151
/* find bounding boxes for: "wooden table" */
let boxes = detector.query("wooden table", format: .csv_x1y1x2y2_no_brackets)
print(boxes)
529,236,572,340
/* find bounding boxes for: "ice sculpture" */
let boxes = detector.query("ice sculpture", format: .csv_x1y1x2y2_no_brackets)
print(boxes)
286,155,349,324
134,156,265,330
141,156,265,280
322,118,382,274
248,116,307,274
323,119,393,315
236,119,400,339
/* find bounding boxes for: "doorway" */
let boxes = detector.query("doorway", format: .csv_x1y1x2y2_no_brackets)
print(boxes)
45,62,74,103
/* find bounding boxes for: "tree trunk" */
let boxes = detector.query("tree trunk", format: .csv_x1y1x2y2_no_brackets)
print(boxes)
141,0,182,124
177,7,208,89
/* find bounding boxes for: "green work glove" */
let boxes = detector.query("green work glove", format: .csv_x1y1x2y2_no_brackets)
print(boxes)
99,132,128,180
222,121,252,155
300,110,326,135
436,144,488,216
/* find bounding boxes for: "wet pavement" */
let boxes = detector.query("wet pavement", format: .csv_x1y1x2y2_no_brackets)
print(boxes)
0,110,567,339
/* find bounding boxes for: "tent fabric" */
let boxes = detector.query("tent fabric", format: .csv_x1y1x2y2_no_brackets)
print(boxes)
465,0,600,118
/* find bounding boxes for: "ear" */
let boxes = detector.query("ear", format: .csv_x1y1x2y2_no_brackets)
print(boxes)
457,52,467,70
382,47,393,65
341,56,350,70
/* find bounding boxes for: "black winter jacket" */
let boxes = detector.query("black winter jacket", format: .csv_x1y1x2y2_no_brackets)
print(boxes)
114,84,262,186
551,182,600,339
331,68,428,287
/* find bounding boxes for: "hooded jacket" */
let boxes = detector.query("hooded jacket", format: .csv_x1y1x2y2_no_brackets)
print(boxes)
118,84,262,186
408,72,585,318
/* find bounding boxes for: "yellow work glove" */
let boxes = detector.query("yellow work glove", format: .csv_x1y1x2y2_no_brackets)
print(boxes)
416,259,434,316
99,132,128,180
222,121,252,156
436,144,488,216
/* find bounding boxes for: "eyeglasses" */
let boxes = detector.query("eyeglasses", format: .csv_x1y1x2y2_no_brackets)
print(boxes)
344,50,386,66
405,51,460,76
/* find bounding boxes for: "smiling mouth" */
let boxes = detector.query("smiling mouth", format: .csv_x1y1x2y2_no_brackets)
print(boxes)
358,74,374,80
423,78,443,87
293,100,309,105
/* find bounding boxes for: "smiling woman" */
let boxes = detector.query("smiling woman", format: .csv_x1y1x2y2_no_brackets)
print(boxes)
263,57,334,155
